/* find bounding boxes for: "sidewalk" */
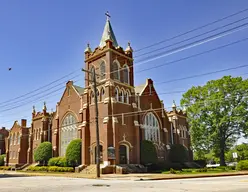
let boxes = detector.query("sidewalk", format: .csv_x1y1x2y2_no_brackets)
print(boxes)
1,170,248,180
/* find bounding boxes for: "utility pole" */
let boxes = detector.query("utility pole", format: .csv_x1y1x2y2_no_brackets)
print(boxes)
82,68,100,178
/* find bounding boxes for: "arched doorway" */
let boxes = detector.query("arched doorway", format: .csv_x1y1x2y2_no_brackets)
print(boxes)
94,145,103,164
119,145,128,164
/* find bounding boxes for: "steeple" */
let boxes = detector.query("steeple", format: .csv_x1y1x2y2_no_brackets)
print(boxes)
99,11,118,48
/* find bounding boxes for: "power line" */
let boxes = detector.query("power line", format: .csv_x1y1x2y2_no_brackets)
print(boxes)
2,90,248,139
134,22,248,66
106,23,248,77
135,37,248,74
0,68,81,105
135,16,248,58
134,7,248,52
156,65,248,85
0,74,81,108
2,20,248,109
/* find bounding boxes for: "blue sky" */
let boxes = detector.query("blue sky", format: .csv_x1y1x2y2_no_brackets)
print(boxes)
0,0,248,143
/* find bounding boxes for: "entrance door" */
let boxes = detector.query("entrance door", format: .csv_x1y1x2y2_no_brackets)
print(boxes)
94,145,103,164
119,145,128,164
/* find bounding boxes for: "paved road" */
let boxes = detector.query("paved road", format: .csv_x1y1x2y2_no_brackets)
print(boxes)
0,175,248,191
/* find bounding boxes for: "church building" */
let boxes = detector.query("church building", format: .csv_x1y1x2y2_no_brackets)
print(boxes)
4,14,191,168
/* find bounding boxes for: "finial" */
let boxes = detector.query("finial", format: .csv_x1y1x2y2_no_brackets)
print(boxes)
32,105,36,114
125,41,133,52
172,100,176,109
105,11,111,21
43,102,47,111
84,42,92,53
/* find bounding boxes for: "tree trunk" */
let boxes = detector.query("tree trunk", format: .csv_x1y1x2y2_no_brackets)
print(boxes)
219,139,226,166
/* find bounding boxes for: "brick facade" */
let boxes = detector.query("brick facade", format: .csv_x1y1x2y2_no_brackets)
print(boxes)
3,16,192,167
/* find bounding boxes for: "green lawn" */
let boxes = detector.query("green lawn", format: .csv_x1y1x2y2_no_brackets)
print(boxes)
162,167,236,175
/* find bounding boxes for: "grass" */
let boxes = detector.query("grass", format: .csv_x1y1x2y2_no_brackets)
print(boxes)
162,167,236,175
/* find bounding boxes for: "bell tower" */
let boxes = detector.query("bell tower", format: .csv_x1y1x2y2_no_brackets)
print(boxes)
82,13,136,165
84,12,134,88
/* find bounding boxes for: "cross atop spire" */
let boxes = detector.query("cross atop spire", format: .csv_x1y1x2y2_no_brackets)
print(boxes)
105,11,111,21
99,12,118,48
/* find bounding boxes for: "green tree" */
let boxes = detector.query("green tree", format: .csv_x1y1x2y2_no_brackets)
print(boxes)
34,142,52,165
168,144,189,163
226,143,248,162
65,139,81,167
181,76,248,166
140,140,158,165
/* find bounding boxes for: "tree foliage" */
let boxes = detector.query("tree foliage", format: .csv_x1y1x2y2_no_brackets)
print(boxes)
140,140,158,165
181,76,248,166
34,142,52,165
226,143,248,162
168,144,189,163
65,139,81,167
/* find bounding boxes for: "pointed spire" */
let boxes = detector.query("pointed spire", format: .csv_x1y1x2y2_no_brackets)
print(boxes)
125,41,133,52
43,102,47,112
172,100,177,111
84,43,92,53
32,105,36,114
99,12,118,48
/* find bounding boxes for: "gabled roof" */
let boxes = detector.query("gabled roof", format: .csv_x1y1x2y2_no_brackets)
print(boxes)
72,85,84,95
134,83,146,95
99,18,118,48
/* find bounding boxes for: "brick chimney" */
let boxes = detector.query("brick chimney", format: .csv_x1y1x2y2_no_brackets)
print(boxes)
21,119,27,128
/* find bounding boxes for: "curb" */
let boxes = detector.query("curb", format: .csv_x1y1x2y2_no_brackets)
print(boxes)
138,172,248,181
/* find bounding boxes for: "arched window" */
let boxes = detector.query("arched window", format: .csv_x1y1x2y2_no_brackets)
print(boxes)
112,61,120,80
126,91,130,104
100,87,105,101
60,113,78,156
89,66,95,82
123,65,129,84
100,61,106,80
13,133,16,145
91,91,95,104
119,90,124,102
115,87,119,102
143,112,160,142
17,133,20,144
9,134,12,145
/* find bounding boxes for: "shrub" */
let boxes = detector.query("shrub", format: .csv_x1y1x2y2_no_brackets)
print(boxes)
0,154,6,166
140,140,158,165
48,166,74,172
170,168,176,174
48,157,68,167
65,139,82,167
26,166,74,172
34,142,52,165
236,160,248,171
168,144,189,163
27,166,48,172
0,166,11,170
